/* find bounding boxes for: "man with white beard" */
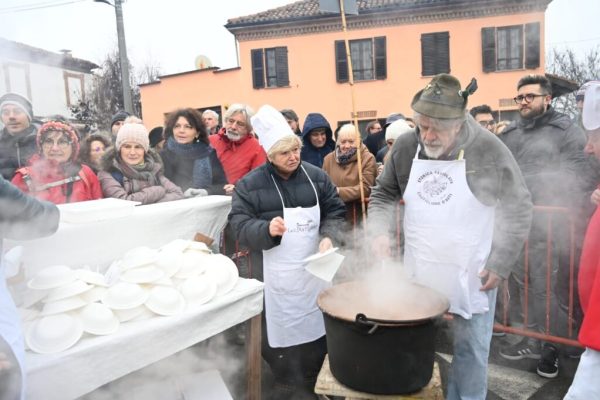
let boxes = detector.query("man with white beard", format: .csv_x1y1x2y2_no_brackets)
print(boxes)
368,74,533,400
209,103,266,195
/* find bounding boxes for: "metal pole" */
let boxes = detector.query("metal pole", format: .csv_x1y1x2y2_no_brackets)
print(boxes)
339,1,367,226
114,0,134,113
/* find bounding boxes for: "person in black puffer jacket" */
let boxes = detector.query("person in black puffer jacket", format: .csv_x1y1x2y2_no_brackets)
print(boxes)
300,113,335,168
0,93,40,180
230,105,346,400
160,108,227,195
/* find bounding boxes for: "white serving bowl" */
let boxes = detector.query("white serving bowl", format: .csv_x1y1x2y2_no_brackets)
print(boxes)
145,286,185,316
26,313,83,354
79,286,107,303
173,251,211,279
120,265,164,284
179,275,217,306
78,303,120,335
204,254,239,296
76,269,108,287
41,296,87,316
120,246,158,270
101,282,149,310
28,265,77,290
44,280,93,303
113,305,147,322
155,249,183,277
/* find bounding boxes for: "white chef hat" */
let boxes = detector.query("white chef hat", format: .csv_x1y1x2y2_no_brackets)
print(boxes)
583,82,600,131
251,104,296,153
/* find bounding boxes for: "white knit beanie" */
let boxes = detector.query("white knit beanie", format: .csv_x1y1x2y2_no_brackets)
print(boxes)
385,119,413,142
116,123,150,151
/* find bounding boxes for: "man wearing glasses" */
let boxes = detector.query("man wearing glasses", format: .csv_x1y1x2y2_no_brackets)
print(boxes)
499,74,588,379
469,104,497,134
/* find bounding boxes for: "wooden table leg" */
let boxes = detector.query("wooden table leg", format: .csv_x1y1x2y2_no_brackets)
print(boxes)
246,314,262,400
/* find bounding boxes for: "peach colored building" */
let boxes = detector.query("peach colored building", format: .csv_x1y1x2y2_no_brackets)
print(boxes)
140,0,553,134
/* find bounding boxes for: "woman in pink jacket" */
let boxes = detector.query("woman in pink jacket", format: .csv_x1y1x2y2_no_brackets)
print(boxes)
98,122,184,205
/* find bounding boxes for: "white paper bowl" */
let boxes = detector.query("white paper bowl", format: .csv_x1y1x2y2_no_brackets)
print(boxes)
128,306,155,322
79,286,107,303
173,251,211,279
78,303,120,335
120,266,164,284
76,269,108,287
160,239,191,254
186,241,212,254
44,280,93,303
28,265,77,290
21,288,49,308
120,246,158,270
204,254,239,296
41,296,87,316
26,314,83,354
179,275,217,306
145,286,185,316
155,249,183,277
113,305,147,322
101,282,149,310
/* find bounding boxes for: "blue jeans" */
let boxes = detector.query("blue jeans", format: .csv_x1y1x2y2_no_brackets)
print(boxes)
447,288,497,400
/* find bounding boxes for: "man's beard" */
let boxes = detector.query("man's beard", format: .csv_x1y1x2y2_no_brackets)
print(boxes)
519,103,546,120
423,143,444,159
225,130,241,141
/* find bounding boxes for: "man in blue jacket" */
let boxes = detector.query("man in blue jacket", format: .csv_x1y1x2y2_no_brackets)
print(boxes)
300,113,335,168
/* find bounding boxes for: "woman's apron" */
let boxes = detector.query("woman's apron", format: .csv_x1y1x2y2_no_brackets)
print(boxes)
262,165,329,347
403,145,496,319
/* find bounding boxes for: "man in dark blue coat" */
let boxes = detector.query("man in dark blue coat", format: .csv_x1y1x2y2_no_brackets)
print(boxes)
300,113,335,168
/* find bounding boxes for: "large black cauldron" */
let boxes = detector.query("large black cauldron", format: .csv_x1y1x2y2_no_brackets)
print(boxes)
318,278,449,394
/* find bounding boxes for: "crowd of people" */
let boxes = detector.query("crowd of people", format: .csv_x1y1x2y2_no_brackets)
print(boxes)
1,71,600,400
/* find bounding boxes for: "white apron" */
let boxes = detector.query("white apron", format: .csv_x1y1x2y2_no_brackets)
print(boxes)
0,263,25,399
262,166,329,347
403,146,495,319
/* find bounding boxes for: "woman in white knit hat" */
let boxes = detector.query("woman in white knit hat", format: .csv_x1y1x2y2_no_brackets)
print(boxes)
97,122,184,204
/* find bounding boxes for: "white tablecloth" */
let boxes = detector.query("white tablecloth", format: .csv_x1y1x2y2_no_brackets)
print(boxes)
6,196,232,277
25,278,264,400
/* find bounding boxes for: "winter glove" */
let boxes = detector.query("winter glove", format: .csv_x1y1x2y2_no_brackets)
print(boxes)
184,188,209,198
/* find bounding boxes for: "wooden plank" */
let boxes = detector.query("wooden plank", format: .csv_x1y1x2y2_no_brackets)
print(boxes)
246,314,262,400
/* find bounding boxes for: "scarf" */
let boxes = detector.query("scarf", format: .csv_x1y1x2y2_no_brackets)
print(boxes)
335,146,357,165
166,137,213,189
114,154,160,193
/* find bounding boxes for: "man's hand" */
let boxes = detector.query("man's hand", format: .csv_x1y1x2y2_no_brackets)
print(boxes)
269,217,286,237
319,237,333,253
224,184,235,195
371,234,391,258
591,188,600,205
479,269,502,291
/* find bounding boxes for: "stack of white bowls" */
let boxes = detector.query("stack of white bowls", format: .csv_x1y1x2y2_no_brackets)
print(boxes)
21,239,240,354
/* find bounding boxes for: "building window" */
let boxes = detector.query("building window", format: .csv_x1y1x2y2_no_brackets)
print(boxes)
482,22,540,72
63,72,85,107
335,37,386,83
251,47,289,89
3,62,32,101
421,32,450,76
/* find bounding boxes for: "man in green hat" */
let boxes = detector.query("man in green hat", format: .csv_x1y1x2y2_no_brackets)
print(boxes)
368,73,533,399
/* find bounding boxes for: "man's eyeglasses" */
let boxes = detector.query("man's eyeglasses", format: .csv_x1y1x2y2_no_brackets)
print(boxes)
478,120,496,128
41,138,71,149
513,93,547,104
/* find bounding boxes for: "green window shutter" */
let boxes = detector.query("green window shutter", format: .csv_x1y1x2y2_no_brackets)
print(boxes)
482,27,497,72
251,49,265,89
335,40,349,83
374,36,387,80
274,46,289,87
524,22,541,69
421,32,449,76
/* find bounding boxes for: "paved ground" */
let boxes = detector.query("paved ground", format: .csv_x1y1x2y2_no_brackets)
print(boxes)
83,323,581,399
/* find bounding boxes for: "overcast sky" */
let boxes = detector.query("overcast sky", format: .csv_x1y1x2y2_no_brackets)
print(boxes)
0,0,598,76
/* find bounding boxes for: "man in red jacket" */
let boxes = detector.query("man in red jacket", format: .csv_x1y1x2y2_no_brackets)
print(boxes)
209,104,266,194
564,82,600,399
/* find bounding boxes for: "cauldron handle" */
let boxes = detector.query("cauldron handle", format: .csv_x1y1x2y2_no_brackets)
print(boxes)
355,313,379,334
